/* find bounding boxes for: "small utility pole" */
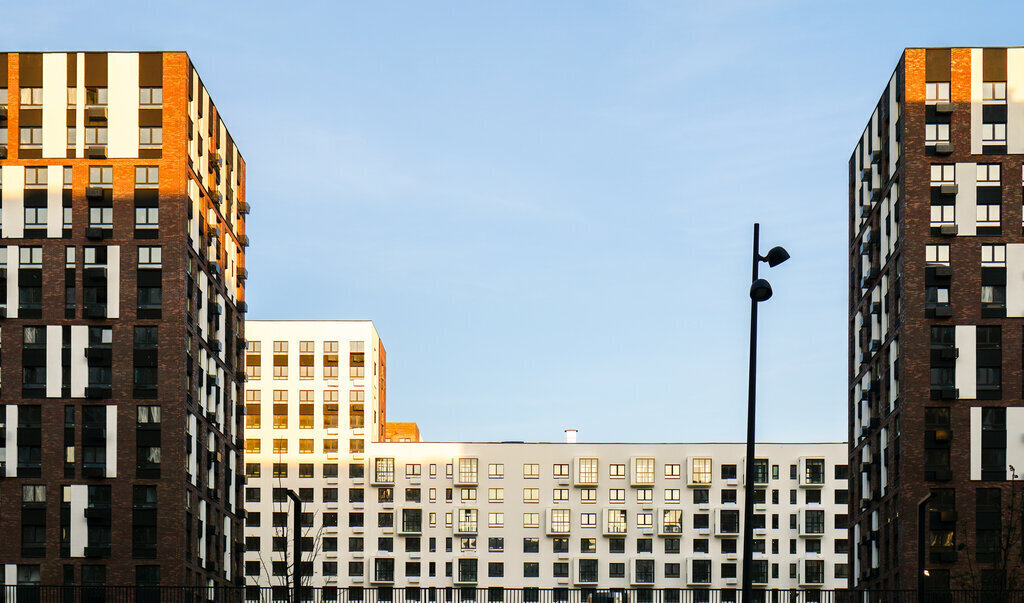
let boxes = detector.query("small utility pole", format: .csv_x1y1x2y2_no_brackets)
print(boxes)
286,489,302,603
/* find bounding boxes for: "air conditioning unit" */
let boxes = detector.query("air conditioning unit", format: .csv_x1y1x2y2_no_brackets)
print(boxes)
939,183,958,195
871,150,882,163
870,301,881,314
85,227,104,240
934,265,953,278
933,304,953,318
861,168,872,182
239,301,248,314
210,191,222,203
86,145,107,159
939,224,958,236
238,201,250,215
86,187,104,199
0,146,7,159
86,107,108,122
939,347,958,360
935,102,956,113
935,142,954,154
239,234,249,247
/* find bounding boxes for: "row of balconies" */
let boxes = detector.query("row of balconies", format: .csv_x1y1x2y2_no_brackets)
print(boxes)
370,457,827,489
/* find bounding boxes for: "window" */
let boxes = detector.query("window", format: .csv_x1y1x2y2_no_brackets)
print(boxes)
488,512,504,528
549,509,570,533
488,488,504,503
804,459,825,484
581,488,597,503
926,123,951,145
523,488,539,503
20,127,42,148
139,127,162,149
523,463,539,479
982,245,1006,267
606,509,627,533
664,463,681,478
983,82,1007,103
609,463,625,478
804,510,825,534
135,166,159,189
85,87,108,106
20,87,42,106
139,87,162,107
581,512,597,528
458,458,478,483
925,244,950,267
982,123,1007,145
609,489,625,503
374,458,395,483
663,509,682,533
691,458,712,484
634,458,655,483
926,82,951,105
553,488,569,501
577,458,598,484
636,488,652,503
522,513,540,528
488,463,504,478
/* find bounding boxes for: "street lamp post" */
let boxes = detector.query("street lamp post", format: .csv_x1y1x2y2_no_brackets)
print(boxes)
287,489,303,603
742,223,789,603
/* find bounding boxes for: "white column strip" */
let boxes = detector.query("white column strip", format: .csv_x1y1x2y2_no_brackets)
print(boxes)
955,325,977,400
106,245,120,318
1008,49,1024,153
41,53,68,158
954,162,977,237
971,407,982,480
2,166,25,238
106,53,139,158
46,165,63,238
70,325,88,398
45,325,62,397
6,245,18,318
971,49,983,155
105,405,117,478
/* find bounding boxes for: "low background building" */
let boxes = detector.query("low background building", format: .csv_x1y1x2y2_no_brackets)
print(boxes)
243,320,848,594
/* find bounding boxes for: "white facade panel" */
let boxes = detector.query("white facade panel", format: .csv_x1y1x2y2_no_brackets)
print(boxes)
42,52,68,157
954,163,977,237
955,325,977,400
106,245,120,318
2,166,25,238
70,325,88,398
1008,49,1024,153
971,48,983,155
46,325,62,397
46,165,64,238
107,52,140,158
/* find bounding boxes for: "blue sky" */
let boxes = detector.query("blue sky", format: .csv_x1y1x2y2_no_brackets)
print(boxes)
7,1,1024,443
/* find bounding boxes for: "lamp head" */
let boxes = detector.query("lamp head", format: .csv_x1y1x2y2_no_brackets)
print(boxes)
749,278,773,302
764,246,790,267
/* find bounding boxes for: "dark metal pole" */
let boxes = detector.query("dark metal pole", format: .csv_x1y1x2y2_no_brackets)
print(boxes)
742,223,759,603
287,489,302,603
918,493,933,603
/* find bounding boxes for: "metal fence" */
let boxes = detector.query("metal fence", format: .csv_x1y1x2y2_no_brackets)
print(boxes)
2,588,1023,603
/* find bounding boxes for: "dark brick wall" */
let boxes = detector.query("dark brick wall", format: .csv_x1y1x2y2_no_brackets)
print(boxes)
0,52,245,587
852,47,1024,591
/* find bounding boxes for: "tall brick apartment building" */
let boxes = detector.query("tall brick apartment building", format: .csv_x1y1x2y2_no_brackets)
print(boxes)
850,47,1024,591
0,52,247,588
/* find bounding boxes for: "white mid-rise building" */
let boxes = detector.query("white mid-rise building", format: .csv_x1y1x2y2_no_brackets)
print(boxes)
242,321,848,595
